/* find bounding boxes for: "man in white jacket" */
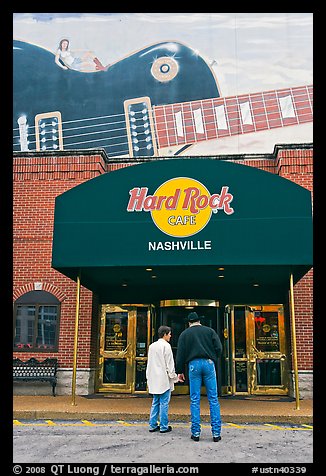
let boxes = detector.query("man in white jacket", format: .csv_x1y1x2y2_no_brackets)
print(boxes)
146,326,180,433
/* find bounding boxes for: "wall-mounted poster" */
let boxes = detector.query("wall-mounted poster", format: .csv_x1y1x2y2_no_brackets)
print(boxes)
13,13,313,159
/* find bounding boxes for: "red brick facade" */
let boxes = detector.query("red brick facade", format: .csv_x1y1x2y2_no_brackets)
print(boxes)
13,153,107,368
13,146,313,386
276,148,313,372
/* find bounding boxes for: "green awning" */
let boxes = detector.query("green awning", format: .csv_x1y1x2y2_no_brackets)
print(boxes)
52,158,312,303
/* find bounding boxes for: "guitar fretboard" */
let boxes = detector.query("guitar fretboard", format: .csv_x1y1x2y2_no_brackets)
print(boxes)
153,85,313,148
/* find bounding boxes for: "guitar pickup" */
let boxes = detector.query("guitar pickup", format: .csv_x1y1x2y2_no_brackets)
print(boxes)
124,97,158,158
35,111,63,152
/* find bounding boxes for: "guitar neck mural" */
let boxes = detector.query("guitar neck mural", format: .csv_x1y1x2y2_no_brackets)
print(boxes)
13,40,313,159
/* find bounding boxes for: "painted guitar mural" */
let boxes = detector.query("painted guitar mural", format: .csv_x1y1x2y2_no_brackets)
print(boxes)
13,40,313,158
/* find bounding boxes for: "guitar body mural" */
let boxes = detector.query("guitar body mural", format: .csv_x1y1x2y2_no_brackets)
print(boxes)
13,40,220,158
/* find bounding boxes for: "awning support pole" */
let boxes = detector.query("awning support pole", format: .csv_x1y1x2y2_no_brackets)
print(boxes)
289,272,300,410
72,272,81,406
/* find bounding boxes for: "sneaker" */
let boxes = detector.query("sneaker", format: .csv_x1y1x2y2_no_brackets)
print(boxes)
191,435,200,441
213,435,221,442
149,426,160,432
160,425,172,433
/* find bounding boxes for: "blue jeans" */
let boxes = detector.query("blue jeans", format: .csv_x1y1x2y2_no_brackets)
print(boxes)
188,358,221,437
149,388,171,431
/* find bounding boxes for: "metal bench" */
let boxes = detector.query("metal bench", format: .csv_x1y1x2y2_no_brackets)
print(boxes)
13,357,58,396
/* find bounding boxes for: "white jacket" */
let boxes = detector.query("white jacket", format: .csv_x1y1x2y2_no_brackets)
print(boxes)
146,338,178,394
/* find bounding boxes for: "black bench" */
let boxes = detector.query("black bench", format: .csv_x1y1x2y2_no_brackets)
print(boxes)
13,357,58,396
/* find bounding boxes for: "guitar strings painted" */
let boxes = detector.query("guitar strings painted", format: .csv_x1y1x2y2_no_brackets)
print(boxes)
13,86,312,157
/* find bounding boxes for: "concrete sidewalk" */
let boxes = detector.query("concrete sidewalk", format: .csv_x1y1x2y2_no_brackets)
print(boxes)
13,394,313,424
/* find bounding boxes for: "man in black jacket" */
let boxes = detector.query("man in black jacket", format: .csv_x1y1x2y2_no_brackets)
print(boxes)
176,311,222,442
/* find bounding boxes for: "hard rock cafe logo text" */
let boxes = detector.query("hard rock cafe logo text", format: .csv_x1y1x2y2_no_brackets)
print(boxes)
126,177,234,246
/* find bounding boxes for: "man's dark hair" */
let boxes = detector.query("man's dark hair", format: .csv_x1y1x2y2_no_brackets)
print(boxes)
158,326,171,338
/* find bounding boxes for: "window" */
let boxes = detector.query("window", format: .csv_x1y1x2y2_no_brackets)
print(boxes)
13,291,60,351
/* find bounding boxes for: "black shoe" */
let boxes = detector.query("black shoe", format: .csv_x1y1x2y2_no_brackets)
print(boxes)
191,435,200,441
160,426,172,433
149,426,160,433
213,436,221,442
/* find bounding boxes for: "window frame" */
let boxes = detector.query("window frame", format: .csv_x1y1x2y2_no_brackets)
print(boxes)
13,292,61,352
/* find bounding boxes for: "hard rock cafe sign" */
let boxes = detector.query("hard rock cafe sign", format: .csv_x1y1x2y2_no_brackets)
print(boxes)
127,177,234,250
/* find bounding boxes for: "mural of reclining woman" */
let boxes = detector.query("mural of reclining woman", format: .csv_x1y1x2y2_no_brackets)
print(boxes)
55,38,109,72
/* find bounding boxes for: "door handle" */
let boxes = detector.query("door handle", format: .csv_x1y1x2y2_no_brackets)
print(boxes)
251,344,264,359
101,343,131,358
117,343,131,358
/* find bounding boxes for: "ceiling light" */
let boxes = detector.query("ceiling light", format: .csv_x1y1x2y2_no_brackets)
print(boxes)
145,268,152,271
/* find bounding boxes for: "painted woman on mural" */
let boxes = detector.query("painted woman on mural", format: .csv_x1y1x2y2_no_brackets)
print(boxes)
55,38,108,72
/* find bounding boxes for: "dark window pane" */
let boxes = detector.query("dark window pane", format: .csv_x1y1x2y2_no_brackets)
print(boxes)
256,359,281,385
234,307,246,358
16,290,60,304
14,305,35,349
105,312,128,352
103,358,126,384
136,308,148,357
36,305,58,349
235,361,248,392
254,312,280,352
135,361,147,391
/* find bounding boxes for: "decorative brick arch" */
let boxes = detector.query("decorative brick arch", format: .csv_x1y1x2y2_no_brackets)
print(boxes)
13,282,67,302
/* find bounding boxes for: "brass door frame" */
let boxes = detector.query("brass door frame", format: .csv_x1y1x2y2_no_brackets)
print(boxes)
249,305,288,395
230,305,251,395
133,305,154,394
221,305,232,395
97,304,153,393
230,304,288,396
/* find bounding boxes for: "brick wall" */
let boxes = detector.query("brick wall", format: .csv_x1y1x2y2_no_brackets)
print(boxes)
276,148,313,371
13,153,106,368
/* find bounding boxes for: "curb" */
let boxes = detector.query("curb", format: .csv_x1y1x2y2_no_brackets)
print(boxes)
13,411,313,424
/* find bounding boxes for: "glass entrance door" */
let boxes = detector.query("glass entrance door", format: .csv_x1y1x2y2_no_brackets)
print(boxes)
98,304,154,393
229,304,288,395
159,299,220,395
250,305,288,394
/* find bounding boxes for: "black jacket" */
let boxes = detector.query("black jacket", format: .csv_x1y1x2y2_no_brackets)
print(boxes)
175,324,222,374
